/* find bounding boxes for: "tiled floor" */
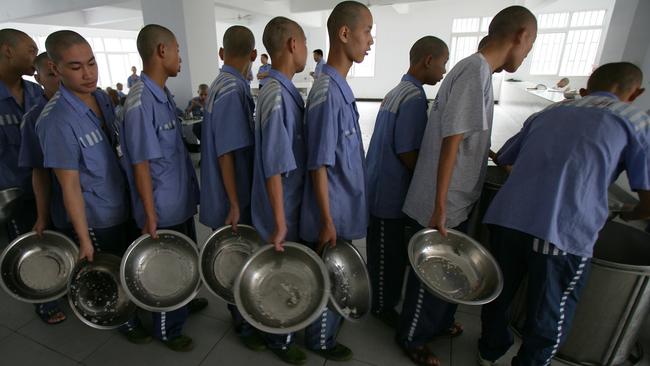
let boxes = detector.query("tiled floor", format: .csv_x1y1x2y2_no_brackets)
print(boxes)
1,101,649,365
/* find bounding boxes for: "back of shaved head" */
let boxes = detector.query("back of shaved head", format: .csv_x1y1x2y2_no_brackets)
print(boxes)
488,6,537,40
263,16,304,59
223,25,255,58
0,28,31,48
137,24,176,62
34,52,51,71
327,1,370,40
588,62,643,94
409,36,447,66
45,30,89,62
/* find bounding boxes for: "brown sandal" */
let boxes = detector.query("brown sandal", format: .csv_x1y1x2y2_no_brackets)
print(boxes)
434,321,464,339
402,345,441,366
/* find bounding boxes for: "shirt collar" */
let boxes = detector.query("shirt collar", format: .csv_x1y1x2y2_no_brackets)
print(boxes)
141,72,171,104
321,64,355,104
269,69,304,109
221,65,248,84
588,91,619,100
402,73,424,90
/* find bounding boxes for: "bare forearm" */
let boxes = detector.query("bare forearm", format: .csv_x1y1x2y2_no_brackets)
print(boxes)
32,168,51,222
435,134,463,210
311,167,332,223
266,175,286,227
133,161,156,219
55,169,91,244
218,153,240,209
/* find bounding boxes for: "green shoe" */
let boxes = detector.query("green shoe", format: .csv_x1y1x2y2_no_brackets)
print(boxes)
240,332,267,351
124,325,152,344
271,344,307,365
312,343,353,362
162,335,194,352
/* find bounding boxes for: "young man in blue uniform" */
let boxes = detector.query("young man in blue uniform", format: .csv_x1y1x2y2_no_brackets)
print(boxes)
299,1,374,361
184,83,208,117
200,25,263,351
127,65,139,88
256,53,272,89
251,16,309,365
309,49,324,79
478,62,650,366
119,24,205,352
18,52,67,324
0,29,41,241
398,7,537,365
365,36,448,327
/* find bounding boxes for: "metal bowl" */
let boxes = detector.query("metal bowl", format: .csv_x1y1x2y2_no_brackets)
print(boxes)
68,253,136,329
0,187,23,223
234,242,330,334
408,228,503,305
322,240,371,321
1,230,78,303
121,230,201,312
200,225,263,304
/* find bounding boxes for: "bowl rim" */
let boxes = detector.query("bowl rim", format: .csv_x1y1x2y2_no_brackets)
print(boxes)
67,252,135,330
120,229,201,312
407,228,503,306
233,242,331,334
322,240,372,322
198,224,261,304
0,230,78,303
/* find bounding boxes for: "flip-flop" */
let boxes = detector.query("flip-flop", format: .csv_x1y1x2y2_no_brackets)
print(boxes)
401,344,441,366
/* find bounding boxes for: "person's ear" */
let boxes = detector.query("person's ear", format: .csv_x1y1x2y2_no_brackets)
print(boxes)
218,47,224,61
34,72,42,84
423,54,433,69
250,49,258,62
579,88,588,97
628,87,645,102
339,25,350,44
289,37,297,53
157,42,166,58
0,44,11,59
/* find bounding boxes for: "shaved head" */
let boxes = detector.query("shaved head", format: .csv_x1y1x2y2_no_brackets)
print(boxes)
489,6,536,40
263,16,304,59
0,28,31,48
137,24,176,62
33,52,51,72
45,30,89,62
223,25,255,58
588,62,643,94
409,36,448,66
327,1,370,40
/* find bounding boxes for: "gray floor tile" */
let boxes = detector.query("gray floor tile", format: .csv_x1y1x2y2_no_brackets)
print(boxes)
199,328,326,366
0,292,37,330
0,324,13,342
326,359,375,366
83,314,229,366
457,304,482,317
0,332,78,366
451,311,481,365
336,317,451,366
16,301,114,362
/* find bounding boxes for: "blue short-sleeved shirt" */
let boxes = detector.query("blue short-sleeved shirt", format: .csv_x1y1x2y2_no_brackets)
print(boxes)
299,64,368,242
367,74,428,219
251,69,306,242
314,60,324,79
127,74,140,88
0,79,43,193
19,99,69,229
484,92,650,258
258,64,272,88
36,84,128,229
200,65,255,229
119,73,200,228
185,96,204,117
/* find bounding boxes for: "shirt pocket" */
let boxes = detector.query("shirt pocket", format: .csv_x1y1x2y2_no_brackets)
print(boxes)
77,128,107,184
342,126,361,170
2,114,22,147
156,119,178,158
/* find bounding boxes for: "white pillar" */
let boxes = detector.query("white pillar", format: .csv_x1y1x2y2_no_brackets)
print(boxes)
140,0,219,107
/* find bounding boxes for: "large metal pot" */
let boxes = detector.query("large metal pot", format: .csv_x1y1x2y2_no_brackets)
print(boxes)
511,221,650,365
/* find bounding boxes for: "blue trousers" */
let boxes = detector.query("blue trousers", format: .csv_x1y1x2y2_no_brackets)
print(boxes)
366,215,410,315
122,217,197,340
396,219,467,348
478,225,591,366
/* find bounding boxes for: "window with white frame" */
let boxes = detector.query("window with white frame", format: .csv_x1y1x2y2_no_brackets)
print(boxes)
529,10,606,76
29,33,142,90
448,16,492,69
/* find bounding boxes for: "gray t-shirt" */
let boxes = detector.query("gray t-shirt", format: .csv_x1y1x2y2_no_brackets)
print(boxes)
403,53,494,228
